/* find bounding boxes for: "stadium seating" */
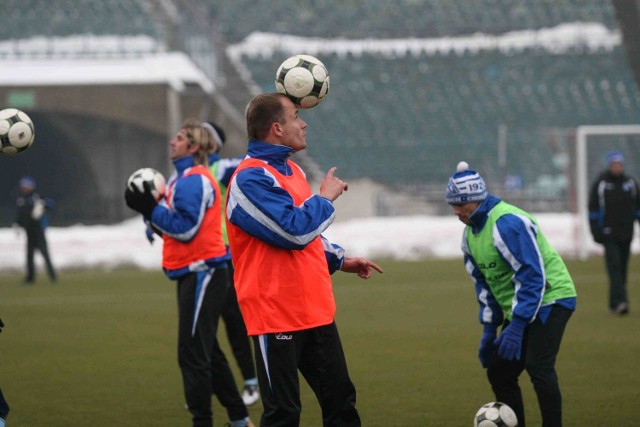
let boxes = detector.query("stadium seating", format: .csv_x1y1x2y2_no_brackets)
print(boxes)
0,0,159,40
242,44,640,189
2,0,637,218
211,0,638,201
207,0,619,42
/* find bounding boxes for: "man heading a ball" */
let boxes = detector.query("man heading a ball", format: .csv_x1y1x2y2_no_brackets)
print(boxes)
226,93,383,426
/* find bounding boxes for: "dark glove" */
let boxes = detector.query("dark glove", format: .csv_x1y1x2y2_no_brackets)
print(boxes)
494,316,527,361
589,220,604,244
478,324,498,368
125,181,157,217
592,231,604,244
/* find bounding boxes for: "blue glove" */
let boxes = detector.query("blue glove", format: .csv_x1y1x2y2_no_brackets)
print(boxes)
494,316,528,361
478,324,498,368
145,227,155,244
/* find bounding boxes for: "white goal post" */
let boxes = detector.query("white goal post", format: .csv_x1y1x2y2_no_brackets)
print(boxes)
576,124,640,260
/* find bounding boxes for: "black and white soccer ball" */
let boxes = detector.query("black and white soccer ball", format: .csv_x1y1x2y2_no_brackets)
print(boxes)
275,54,330,109
126,168,166,201
0,108,35,155
474,402,518,427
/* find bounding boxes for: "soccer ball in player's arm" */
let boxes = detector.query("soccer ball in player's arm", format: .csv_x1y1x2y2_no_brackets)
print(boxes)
124,168,166,217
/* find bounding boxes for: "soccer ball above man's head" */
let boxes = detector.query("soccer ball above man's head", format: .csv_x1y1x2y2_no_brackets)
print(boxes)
126,168,166,201
275,54,330,109
474,402,518,427
0,108,35,155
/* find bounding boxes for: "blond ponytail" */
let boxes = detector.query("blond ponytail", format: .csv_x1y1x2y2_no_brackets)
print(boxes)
180,118,216,166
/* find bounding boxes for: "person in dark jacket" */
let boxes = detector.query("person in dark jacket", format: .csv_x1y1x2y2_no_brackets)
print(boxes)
588,150,640,315
14,176,57,284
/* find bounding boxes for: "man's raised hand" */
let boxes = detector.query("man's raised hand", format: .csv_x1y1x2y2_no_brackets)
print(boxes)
319,167,349,201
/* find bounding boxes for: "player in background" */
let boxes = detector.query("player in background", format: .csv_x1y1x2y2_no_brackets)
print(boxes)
588,150,640,315
204,121,260,406
125,119,252,427
14,176,57,284
226,93,383,426
446,161,577,427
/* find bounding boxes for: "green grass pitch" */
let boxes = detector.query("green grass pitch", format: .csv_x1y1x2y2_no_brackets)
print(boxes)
1,258,639,426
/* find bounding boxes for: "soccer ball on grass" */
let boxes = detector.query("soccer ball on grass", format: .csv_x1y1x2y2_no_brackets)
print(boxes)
275,54,330,109
474,402,518,427
126,168,166,201
0,108,35,155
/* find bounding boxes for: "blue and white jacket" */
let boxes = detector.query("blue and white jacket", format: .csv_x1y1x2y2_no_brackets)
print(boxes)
226,141,345,274
208,153,243,188
463,195,576,326
148,155,230,279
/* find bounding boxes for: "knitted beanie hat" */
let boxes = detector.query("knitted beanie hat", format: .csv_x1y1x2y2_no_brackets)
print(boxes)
446,161,488,204
19,176,36,190
606,150,624,165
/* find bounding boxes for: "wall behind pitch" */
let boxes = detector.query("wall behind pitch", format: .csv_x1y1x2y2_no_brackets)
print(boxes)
0,82,249,226
0,111,166,226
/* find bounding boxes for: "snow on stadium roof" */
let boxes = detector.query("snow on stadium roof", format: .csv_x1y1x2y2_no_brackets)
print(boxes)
0,36,213,92
227,22,620,60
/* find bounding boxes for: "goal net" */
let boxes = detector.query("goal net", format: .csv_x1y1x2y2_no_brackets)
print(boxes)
575,125,640,259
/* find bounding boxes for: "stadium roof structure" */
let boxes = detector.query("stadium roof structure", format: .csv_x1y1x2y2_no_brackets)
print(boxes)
0,36,213,93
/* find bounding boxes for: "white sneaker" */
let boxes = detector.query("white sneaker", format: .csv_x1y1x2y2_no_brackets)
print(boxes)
612,302,629,315
242,384,260,406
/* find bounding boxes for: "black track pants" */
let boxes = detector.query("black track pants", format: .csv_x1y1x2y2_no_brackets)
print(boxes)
253,322,360,427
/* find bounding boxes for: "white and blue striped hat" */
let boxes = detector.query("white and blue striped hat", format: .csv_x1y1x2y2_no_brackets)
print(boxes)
446,161,488,204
